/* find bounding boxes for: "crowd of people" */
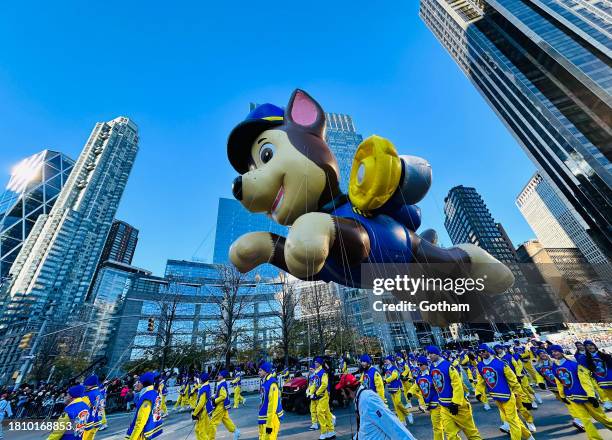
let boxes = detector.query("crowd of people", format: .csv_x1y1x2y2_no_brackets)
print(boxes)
0,335,610,439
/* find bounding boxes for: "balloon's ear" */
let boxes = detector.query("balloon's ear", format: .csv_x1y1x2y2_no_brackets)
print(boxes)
286,89,326,138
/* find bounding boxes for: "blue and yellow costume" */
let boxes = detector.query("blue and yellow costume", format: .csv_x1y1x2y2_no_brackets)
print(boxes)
258,362,283,440
306,364,319,429
47,385,90,440
231,368,245,408
383,355,410,424
192,373,214,440
82,375,102,440
209,370,238,439
359,354,386,404
410,356,444,440
312,357,335,438
125,372,163,440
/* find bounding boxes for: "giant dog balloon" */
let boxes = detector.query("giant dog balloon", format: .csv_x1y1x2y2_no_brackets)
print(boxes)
226,89,514,292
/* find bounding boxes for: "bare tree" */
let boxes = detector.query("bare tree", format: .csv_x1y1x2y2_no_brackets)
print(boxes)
268,273,299,367
207,265,254,368
299,281,344,354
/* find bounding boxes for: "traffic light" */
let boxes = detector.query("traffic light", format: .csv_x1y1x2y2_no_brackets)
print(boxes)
18,333,33,350
147,318,154,332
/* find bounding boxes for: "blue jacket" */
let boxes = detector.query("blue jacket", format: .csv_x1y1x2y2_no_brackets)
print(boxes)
62,398,90,440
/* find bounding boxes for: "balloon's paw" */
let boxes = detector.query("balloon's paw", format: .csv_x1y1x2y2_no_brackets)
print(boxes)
456,243,515,293
229,232,274,273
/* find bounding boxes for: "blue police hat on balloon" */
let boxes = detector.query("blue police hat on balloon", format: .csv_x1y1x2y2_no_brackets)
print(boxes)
227,103,285,173
84,374,99,387
68,384,85,398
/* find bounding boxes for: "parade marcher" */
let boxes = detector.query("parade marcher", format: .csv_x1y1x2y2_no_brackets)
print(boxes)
396,353,413,406
514,347,542,405
410,356,444,440
340,382,417,440
232,367,246,408
583,340,612,410
306,363,319,431
190,378,200,409
359,354,386,404
258,362,284,440
575,341,588,366
550,345,612,440
534,349,585,432
476,344,534,440
209,370,240,440
427,345,482,440
174,380,189,411
47,385,91,440
125,372,163,440
192,373,214,440
0,393,12,439
158,374,168,418
82,375,102,440
383,355,412,425
312,356,336,440
98,381,107,431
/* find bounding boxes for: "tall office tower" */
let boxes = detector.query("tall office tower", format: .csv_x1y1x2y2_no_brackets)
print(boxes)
249,103,364,193
0,117,139,384
444,186,517,263
0,150,74,278
100,220,139,265
517,173,611,276
420,0,612,263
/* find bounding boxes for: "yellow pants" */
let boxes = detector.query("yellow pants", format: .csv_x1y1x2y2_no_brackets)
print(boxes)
310,399,319,425
390,391,410,423
195,414,210,440
208,406,236,439
516,397,534,424
569,401,612,440
233,386,245,408
258,415,281,440
430,406,444,440
82,428,98,440
402,380,412,404
315,394,334,434
596,385,612,403
440,403,482,440
520,376,535,400
475,381,489,404
100,410,107,426
161,396,167,415
496,395,531,440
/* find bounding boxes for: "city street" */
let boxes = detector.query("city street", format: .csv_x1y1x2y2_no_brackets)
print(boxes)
9,391,610,439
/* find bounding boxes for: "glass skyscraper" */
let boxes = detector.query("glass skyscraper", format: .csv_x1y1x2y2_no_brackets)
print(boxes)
420,0,611,262
325,112,363,192
0,150,74,279
99,220,139,265
0,117,139,384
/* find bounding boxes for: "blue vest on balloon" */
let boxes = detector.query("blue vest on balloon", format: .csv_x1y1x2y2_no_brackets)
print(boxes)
362,366,383,396
535,361,557,389
590,353,611,388
197,382,214,416
61,398,90,440
316,200,420,287
416,371,439,407
477,358,512,402
126,386,163,439
383,365,402,393
84,387,102,429
258,374,284,424
430,360,454,407
214,380,231,409
553,360,589,403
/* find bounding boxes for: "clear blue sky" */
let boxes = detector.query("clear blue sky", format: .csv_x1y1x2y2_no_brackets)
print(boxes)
0,1,537,275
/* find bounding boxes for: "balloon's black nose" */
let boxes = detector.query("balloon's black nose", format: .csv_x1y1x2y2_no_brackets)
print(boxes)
232,176,243,200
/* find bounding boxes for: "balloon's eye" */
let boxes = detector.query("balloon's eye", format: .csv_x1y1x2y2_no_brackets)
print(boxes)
259,143,275,164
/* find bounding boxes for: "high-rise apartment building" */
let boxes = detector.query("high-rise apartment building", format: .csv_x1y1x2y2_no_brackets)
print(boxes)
0,150,74,278
0,117,139,384
420,0,611,263
100,220,139,265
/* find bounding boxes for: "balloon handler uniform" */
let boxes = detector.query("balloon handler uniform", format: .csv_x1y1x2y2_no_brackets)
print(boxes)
410,356,444,440
232,369,245,408
551,345,612,440
83,375,102,440
496,346,535,427
258,363,284,440
427,346,482,440
306,365,319,430
312,357,336,439
47,385,91,440
359,355,386,405
583,340,612,405
190,381,200,409
209,370,240,440
534,350,585,432
174,383,189,409
158,378,168,417
383,355,412,425
226,89,515,294
476,345,533,440
125,372,163,440
192,373,214,440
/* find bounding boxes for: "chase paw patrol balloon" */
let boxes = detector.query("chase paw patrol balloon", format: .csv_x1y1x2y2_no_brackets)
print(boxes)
227,89,514,292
